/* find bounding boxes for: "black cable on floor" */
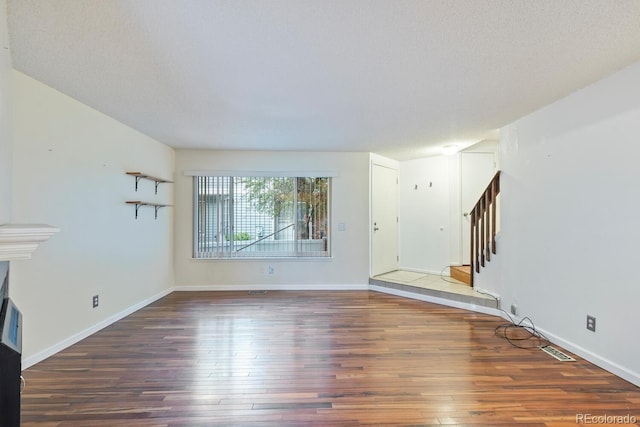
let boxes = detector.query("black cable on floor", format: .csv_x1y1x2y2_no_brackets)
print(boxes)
438,265,549,350
494,316,550,349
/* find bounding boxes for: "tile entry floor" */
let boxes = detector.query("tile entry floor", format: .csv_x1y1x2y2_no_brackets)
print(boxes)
370,269,498,308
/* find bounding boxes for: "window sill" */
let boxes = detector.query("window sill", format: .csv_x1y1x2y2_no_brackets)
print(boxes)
189,256,334,262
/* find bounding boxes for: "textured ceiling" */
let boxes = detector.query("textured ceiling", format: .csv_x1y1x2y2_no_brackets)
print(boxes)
7,0,640,159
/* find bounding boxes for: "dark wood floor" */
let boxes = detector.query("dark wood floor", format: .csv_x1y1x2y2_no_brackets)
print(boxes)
21,291,640,426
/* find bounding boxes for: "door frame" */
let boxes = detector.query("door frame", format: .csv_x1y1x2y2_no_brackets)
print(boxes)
370,156,399,277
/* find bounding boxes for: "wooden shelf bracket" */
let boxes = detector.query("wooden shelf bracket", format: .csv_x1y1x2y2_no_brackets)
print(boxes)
126,172,173,194
126,201,171,220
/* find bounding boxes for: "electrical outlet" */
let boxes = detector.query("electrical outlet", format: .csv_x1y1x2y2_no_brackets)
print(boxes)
92,295,99,308
268,265,275,275
510,304,518,316
586,315,596,332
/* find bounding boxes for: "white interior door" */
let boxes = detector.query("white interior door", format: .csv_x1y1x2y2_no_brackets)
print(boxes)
461,153,497,264
371,163,398,276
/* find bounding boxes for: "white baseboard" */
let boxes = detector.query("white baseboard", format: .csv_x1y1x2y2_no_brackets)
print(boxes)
377,286,639,387
22,287,173,369
175,283,369,292
502,313,640,388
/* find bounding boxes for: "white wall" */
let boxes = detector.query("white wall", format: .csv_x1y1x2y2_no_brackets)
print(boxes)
0,0,11,223
11,71,175,363
397,141,499,274
174,150,370,289
476,60,640,385
399,155,452,274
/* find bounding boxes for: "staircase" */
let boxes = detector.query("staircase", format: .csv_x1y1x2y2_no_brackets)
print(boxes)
450,265,472,286
469,171,501,286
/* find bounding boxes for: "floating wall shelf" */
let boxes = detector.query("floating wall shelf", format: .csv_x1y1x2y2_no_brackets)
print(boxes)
126,201,172,220
126,172,174,194
125,172,173,219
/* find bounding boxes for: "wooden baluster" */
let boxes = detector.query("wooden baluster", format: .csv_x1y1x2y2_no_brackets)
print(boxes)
475,205,481,272
468,170,501,283
491,178,498,254
480,197,485,267
485,189,491,262
470,210,476,282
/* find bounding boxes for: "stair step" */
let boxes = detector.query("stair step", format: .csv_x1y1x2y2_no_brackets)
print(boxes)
450,265,471,286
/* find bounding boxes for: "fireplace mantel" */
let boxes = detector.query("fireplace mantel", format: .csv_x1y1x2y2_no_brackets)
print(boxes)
0,224,60,261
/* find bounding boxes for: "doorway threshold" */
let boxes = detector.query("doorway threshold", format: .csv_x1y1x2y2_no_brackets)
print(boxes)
370,270,498,309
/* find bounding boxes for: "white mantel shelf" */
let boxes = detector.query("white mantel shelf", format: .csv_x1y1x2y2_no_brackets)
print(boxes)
0,224,60,261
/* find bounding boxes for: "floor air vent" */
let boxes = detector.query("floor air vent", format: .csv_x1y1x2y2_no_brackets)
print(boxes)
540,345,575,362
248,290,268,295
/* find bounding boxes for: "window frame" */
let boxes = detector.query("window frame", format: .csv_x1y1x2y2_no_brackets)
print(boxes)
192,174,332,260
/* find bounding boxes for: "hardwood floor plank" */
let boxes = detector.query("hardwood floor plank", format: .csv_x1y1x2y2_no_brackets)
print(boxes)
20,291,640,426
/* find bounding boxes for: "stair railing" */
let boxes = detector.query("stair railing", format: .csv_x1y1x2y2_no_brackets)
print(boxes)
470,170,500,286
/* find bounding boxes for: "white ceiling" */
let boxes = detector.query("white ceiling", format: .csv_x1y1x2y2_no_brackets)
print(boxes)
7,1,640,160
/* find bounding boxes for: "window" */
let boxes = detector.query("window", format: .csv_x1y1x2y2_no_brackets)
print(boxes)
194,176,330,258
